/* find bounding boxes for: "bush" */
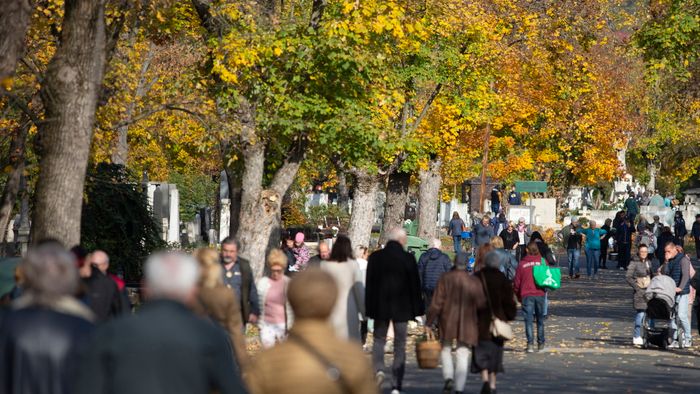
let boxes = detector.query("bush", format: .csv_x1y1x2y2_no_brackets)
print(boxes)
81,163,165,282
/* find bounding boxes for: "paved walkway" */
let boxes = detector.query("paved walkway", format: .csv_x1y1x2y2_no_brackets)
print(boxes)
391,260,700,393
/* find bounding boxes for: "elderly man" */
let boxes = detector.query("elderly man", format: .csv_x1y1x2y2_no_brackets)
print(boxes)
417,238,452,313
248,268,377,394
221,237,259,325
0,242,95,394
74,252,247,394
308,241,331,268
366,228,423,394
79,249,125,322
89,250,131,314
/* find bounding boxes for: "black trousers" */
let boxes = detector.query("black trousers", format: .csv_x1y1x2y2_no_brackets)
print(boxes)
617,243,631,269
600,243,609,268
372,320,408,390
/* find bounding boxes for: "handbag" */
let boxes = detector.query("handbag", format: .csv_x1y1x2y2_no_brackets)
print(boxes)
636,260,651,289
415,329,441,369
533,258,561,290
479,274,514,341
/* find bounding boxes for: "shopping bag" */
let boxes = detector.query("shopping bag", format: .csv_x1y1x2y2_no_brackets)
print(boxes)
533,264,561,290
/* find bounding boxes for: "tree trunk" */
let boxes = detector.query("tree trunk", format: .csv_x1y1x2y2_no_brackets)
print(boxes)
0,122,29,244
417,158,442,240
336,166,350,212
226,165,243,239
379,171,410,245
347,171,379,251
32,0,107,246
0,0,32,80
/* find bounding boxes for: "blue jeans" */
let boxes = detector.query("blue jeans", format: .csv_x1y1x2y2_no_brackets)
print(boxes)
522,296,546,345
453,235,462,253
585,249,600,277
672,294,691,342
567,248,580,276
634,310,645,338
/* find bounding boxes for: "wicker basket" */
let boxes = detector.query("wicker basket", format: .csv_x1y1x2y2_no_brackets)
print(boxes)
415,331,441,369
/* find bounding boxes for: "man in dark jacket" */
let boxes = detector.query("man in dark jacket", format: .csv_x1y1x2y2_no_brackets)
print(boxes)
366,228,423,393
74,252,247,394
79,252,125,323
1,242,95,394
692,214,700,259
624,192,639,222
662,243,692,348
417,239,452,312
221,237,259,325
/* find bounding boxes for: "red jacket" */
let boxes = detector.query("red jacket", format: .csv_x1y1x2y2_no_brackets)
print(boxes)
513,255,545,301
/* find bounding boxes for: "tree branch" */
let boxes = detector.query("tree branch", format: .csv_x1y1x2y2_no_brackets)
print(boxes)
309,0,328,30
110,103,210,130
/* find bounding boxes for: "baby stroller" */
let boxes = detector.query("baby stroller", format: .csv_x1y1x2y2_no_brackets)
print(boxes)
642,275,680,349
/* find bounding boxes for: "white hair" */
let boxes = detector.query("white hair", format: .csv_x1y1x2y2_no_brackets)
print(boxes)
387,228,408,243
145,252,200,300
430,238,442,249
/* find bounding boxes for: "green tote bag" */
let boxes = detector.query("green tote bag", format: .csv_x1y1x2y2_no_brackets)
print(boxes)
533,259,561,290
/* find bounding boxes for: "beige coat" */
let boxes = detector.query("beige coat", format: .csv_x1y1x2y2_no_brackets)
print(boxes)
193,286,250,372
247,320,378,394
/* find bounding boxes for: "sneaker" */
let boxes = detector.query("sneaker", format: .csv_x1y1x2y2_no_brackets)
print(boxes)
632,336,643,346
619,267,625,271
537,343,546,352
575,273,580,279
683,339,692,348
668,341,680,349
391,389,401,394
375,371,385,387
442,379,454,394
526,344,535,353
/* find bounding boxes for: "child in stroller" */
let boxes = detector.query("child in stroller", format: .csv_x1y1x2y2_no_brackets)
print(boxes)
642,275,685,349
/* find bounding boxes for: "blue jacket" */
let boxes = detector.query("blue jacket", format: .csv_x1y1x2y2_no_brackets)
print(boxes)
417,248,453,291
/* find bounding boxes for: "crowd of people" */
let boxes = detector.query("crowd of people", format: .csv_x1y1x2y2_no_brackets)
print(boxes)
1,195,699,394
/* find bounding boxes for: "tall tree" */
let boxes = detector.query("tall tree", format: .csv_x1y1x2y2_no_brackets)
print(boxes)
0,0,33,81
31,0,107,245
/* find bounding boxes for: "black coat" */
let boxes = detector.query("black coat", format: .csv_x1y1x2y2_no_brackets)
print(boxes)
74,299,247,394
366,241,424,321
83,269,127,323
473,268,517,341
1,305,95,394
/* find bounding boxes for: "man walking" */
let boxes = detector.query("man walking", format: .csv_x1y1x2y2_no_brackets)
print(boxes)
508,185,522,206
74,252,248,394
692,214,700,260
221,237,259,326
490,185,501,215
417,239,452,313
559,217,582,279
366,228,423,394
663,243,693,348
308,241,331,267
624,192,639,222
79,248,126,323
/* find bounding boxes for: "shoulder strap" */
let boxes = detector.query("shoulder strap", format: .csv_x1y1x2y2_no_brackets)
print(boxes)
479,273,495,320
288,332,352,394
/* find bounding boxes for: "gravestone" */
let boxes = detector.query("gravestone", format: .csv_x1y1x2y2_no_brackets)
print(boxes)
219,198,230,242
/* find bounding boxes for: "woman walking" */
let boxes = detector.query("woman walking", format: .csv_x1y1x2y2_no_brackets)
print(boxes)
426,253,486,394
193,248,250,370
448,212,467,254
256,249,293,348
473,250,517,394
513,242,547,353
625,245,652,346
320,235,365,341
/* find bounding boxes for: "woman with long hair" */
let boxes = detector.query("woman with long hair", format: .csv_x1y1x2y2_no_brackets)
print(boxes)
320,235,365,341
473,250,518,394
193,248,249,370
